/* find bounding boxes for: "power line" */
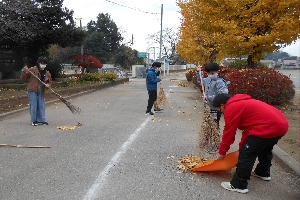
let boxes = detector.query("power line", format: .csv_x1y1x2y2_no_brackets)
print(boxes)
104,0,160,15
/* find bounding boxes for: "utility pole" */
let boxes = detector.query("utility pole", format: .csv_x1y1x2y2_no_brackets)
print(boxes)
75,17,84,55
159,4,163,63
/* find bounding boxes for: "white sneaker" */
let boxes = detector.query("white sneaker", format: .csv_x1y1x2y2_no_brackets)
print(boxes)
221,182,249,194
251,171,271,181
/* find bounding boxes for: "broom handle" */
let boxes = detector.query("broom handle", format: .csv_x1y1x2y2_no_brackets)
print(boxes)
0,144,50,148
199,70,206,99
27,70,61,97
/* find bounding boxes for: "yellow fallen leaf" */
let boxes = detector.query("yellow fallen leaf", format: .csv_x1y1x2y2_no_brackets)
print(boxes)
57,126,76,130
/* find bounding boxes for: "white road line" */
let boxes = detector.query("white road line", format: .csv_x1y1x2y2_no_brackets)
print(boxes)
82,117,150,200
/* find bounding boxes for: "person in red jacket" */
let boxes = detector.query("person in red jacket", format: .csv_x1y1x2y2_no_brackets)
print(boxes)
213,93,288,194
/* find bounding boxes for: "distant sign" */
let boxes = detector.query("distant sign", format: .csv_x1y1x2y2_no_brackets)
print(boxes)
137,52,147,58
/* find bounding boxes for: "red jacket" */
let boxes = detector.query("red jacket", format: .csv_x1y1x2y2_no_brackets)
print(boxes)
219,94,288,156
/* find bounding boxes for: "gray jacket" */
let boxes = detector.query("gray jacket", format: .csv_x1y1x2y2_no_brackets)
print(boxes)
196,71,229,110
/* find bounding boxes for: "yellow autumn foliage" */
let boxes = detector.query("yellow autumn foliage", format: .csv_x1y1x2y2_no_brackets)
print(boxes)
177,0,300,66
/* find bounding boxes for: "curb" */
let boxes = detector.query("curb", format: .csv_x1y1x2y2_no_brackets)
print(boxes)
273,145,300,176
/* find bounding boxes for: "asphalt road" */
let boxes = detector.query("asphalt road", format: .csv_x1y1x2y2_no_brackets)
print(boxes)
278,69,300,94
0,72,299,200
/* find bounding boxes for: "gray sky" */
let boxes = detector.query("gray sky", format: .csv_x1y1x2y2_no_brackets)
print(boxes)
63,0,299,57
63,0,180,53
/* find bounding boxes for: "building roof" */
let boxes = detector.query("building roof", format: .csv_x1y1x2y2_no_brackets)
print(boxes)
282,56,298,60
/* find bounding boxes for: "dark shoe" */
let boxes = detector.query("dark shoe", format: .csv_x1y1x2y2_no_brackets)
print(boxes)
251,171,271,181
154,108,163,111
145,111,154,115
38,122,49,125
32,121,38,126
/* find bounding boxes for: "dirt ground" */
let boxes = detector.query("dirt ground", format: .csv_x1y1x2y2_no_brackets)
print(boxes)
0,80,299,163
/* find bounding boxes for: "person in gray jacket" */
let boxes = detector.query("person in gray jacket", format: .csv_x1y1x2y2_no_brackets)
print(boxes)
196,62,229,126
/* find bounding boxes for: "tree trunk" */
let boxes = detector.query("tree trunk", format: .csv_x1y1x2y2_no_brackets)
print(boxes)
247,55,256,68
209,49,218,63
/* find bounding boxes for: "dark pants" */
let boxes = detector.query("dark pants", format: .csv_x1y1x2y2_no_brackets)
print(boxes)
230,135,282,189
210,109,222,125
147,90,157,112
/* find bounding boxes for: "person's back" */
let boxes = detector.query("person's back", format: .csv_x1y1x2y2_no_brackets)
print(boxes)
224,94,288,144
202,76,229,110
212,93,288,193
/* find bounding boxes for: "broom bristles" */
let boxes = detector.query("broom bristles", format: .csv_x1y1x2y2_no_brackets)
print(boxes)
199,101,220,155
53,90,81,114
156,83,168,108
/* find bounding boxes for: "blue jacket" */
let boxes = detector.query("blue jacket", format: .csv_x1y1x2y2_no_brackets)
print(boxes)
146,67,161,76
146,68,161,90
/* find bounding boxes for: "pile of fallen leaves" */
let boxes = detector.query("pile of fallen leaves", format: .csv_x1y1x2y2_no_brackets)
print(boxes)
177,155,207,173
178,82,188,87
57,122,82,130
57,125,76,130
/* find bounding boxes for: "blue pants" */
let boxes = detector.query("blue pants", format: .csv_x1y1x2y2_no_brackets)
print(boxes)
230,135,282,189
27,84,46,123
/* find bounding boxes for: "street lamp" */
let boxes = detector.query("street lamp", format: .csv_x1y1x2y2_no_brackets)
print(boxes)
75,17,83,55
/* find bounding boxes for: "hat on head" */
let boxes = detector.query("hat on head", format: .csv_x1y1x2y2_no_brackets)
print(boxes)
152,62,161,68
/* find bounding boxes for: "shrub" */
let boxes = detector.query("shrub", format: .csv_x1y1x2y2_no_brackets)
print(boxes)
228,60,268,69
186,68,197,81
219,67,295,105
65,76,81,86
102,72,117,82
65,72,118,86
81,73,103,82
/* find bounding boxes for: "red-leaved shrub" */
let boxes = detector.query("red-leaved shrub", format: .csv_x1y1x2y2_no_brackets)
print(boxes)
185,68,197,81
187,66,294,105
219,67,295,105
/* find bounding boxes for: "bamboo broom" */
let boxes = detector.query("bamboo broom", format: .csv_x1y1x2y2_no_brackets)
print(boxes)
155,82,168,109
198,70,221,155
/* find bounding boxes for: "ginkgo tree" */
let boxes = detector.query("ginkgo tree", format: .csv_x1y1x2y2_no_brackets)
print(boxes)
177,30,221,65
176,4,225,65
177,0,300,67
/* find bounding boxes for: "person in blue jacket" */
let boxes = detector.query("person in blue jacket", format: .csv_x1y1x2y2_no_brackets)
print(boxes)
146,62,161,115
